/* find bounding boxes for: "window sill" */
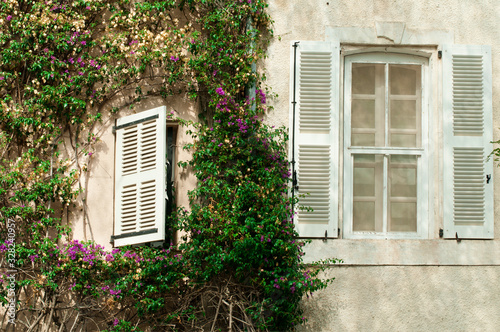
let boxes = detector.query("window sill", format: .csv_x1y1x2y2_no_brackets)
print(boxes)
303,238,500,266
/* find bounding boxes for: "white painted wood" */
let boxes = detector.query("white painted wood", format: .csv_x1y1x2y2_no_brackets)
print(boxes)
114,107,167,246
293,41,340,238
442,45,493,239
343,53,429,239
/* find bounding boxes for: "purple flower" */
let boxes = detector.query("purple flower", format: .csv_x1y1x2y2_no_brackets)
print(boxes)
0,77,4,81
6,15,12,21
170,56,179,62
81,41,86,45
110,289,121,295
215,87,225,96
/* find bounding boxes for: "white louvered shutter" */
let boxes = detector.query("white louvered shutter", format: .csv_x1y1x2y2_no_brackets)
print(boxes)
442,45,493,239
114,106,167,246
294,41,339,238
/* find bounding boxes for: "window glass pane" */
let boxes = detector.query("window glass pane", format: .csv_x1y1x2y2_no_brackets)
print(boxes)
390,167,416,197
352,64,376,94
390,100,416,129
351,64,385,147
388,155,417,232
353,202,376,231
353,154,383,232
352,133,375,146
390,134,417,147
389,64,421,148
390,65,418,95
354,167,375,196
390,202,417,232
352,99,375,129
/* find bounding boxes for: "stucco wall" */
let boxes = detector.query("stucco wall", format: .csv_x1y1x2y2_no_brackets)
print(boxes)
264,0,500,330
299,266,500,332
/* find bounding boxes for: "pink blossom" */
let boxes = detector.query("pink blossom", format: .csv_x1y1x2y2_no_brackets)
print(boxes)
6,15,12,21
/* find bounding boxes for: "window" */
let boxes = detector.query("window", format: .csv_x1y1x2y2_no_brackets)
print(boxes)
111,106,171,247
292,41,493,240
343,53,429,239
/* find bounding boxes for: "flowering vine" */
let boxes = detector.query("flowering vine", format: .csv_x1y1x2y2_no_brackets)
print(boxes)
0,0,337,331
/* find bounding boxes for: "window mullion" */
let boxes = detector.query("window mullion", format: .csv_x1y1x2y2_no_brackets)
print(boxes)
382,64,389,233
382,154,388,233
384,64,389,147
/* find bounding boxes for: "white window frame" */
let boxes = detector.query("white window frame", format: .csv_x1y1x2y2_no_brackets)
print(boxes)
342,52,431,239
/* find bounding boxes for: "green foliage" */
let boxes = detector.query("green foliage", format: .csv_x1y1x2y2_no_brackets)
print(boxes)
0,0,338,330
178,90,338,330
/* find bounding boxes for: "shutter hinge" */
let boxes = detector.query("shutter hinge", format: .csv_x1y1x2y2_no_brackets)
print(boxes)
323,230,328,242
438,50,442,59
112,126,116,134
439,228,443,238
486,174,491,184
455,232,461,243
338,228,341,237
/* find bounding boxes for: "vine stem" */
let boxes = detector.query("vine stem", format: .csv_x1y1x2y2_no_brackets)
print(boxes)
41,294,56,332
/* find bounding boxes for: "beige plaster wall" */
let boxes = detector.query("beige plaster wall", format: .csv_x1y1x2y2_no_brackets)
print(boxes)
264,0,500,330
299,266,500,332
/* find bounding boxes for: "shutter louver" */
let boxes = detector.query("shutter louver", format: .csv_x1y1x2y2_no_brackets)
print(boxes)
453,148,485,224
294,41,339,237
297,146,331,222
452,55,484,136
114,107,167,246
443,45,493,239
299,52,333,131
